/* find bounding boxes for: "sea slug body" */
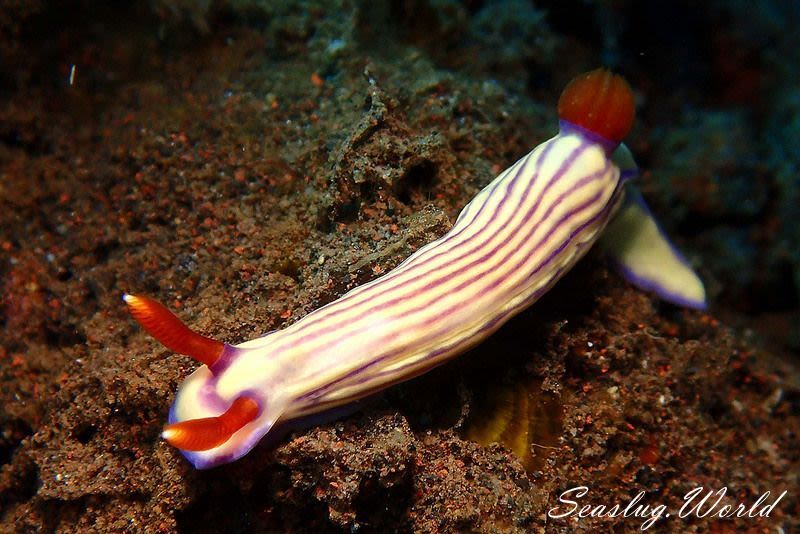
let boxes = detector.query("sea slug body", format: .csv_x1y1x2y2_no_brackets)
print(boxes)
124,69,706,469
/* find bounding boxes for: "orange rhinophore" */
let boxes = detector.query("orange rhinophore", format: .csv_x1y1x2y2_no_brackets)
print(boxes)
161,397,261,451
557,68,635,143
123,294,224,367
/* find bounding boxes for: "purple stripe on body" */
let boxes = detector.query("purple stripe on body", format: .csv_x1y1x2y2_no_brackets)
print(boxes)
558,120,618,154
297,196,617,410
264,141,559,347
293,151,609,348
295,260,570,415
318,183,625,401
385,145,539,268
287,148,610,386
613,260,707,310
451,154,525,227
295,170,618,403
276,143,554,338
264,138,597,359
361,184,625,385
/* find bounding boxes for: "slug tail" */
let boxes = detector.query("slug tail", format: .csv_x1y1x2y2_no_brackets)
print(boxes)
600,186,707,310
123,294,224,367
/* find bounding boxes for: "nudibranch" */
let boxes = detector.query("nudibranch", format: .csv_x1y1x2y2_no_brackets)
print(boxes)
125,69,705,469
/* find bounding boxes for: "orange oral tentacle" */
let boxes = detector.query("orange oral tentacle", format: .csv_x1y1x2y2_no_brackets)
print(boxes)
123,294,224,367
161,397,261,451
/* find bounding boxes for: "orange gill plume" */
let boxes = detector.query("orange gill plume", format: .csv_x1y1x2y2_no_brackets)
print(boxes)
557,68,635,143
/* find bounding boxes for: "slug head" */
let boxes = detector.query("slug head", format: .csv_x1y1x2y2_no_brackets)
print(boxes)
125,294,283,468
165,355,284,469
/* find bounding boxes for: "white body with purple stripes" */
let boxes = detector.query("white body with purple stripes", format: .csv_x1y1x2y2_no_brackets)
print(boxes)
171,123,705,469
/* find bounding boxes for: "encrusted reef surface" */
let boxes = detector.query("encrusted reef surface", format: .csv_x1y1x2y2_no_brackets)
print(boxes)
1,1,798,532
